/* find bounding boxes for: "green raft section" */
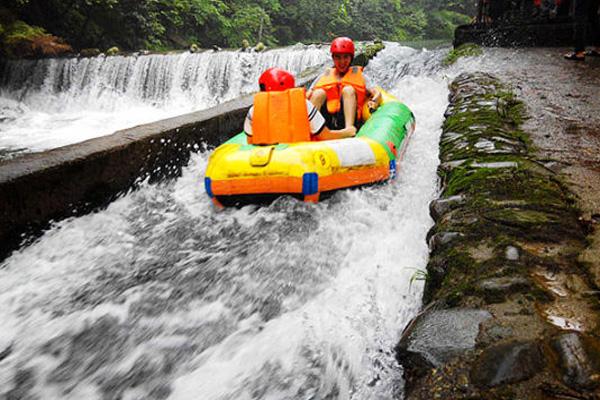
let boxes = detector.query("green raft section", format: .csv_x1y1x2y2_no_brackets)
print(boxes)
222,100,415,163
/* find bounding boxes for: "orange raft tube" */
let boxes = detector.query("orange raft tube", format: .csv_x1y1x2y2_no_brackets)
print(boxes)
204,89,415,207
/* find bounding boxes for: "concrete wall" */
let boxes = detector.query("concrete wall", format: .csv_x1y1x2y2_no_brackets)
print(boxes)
0,95,252,259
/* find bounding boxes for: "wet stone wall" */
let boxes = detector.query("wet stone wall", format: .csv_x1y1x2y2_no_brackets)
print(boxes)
396,73,600,399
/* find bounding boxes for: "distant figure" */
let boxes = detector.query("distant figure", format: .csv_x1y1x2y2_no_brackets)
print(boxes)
307,37,381,133
564,0,600,60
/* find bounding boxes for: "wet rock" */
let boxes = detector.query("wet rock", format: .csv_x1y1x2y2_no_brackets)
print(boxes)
476,276,530,303
472,139,505,152
481,324,515,345
428,231,465,252
429,195,466,221
471,340,544,387
552,332,600,391
397,309,492,385
80,48,101,57
471,161,519,169
505,246,519,261
439,159,467,171
423,256,448,302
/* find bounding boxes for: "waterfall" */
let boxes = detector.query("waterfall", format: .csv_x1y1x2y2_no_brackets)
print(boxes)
0,45,329,155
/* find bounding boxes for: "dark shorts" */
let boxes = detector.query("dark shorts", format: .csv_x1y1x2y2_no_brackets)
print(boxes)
320,99,362,130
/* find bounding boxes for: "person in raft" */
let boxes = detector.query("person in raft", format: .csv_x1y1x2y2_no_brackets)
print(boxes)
244,67,358,141
307,37,382,133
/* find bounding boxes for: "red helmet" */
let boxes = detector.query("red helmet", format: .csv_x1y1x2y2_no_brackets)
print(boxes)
330,37,355,56
258,67,295,92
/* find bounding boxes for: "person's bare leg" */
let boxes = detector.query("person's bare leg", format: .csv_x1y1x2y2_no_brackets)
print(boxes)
309,88,327,109
341,85,357,129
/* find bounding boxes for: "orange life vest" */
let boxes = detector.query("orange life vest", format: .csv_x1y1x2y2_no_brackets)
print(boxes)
250,87,311,145
313,66,367,120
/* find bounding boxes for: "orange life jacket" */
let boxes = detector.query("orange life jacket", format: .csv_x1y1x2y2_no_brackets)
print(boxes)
250,87,311,145
313,66,367,120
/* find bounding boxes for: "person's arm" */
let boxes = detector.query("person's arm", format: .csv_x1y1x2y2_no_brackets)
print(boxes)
306,72,326,99
366,87,382,111
243,107,253,137
363,74,382,111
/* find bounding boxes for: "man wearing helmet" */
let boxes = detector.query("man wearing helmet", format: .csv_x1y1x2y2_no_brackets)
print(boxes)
308,37,382,134
244,67,358,141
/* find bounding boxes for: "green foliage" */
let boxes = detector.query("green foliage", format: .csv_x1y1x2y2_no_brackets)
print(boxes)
2,0,478,52
408,268,429,289
426,10,471,39
4,20,46,43
222,5,276,47
443,43,482,65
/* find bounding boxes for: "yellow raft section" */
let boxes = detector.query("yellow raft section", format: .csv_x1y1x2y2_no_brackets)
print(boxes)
204,89,415,206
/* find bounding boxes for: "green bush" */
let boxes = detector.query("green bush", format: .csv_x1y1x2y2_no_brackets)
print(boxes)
4,20,46,44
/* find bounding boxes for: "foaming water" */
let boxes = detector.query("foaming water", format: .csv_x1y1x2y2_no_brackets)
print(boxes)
0,45,328,155
0,45,449,399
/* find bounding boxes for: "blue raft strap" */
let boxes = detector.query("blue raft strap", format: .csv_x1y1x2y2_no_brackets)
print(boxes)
302,173,319,195
204,177,214,198
389,160,397,179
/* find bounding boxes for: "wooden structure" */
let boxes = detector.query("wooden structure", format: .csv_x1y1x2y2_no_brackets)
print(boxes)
456,0,575,46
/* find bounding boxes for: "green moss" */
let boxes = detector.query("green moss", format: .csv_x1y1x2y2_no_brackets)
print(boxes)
353,42,386,67
4,20,46,44
106,46,120,56
363,42,385,59
427,73,588,309
443,43,483,66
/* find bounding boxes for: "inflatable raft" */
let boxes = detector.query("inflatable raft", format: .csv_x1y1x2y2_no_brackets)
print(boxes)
204,89,415,207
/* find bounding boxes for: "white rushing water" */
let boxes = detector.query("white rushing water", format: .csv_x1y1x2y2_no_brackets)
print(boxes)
0,45,328,156
0,44,452,399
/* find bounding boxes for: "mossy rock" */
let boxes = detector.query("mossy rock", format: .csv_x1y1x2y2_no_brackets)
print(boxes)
443,43,484,66
80,48,101,57
254,42,266,52
106,46,120,56
353,41,386,67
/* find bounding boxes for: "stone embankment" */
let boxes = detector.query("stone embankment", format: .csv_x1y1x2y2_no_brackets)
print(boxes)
0,96,252,260
397,72,600,399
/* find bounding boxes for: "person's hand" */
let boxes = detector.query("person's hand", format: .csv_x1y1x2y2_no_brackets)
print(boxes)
345,126,357,138
367,100,378,112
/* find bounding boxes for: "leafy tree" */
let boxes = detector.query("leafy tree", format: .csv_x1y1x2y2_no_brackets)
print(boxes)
1,0,477,53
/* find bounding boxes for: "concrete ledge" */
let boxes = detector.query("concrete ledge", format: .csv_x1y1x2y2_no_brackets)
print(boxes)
0,94,252,259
